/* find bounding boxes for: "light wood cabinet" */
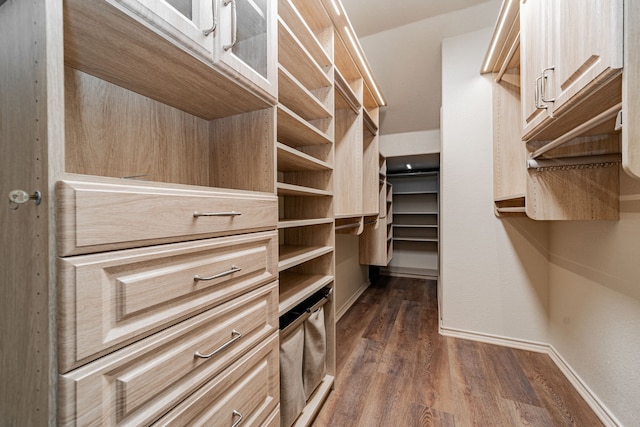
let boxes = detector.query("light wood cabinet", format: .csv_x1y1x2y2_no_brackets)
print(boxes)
58,283,278,425
520,0,551,136
360,156,393,266
2,0,384,424
485,0,628,221
105,0,277,100
521,0,623,141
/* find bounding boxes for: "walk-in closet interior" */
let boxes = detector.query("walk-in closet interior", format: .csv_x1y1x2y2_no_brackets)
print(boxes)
1,0,640,425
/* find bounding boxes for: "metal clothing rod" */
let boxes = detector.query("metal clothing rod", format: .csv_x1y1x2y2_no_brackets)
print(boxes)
530,103,622,159
527,153,622,170
335,222,361,230
496,206,526,213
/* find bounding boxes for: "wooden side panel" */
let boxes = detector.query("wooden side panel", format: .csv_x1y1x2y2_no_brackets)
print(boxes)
493,78,526,200
0,0,58,423
65,68,211,187
623,0,640,179
334,108,362,216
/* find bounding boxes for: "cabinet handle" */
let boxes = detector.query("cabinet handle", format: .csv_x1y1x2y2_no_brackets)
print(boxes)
540,66,556,103
223,0,237,51
193,211,242,217
534,76,547,110
195,330,243,359
231,410,244,427
203,0,217,36
194,265,241,282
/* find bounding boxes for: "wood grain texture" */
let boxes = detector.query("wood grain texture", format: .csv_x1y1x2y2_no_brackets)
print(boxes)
57,179,278,256
58,283,278,426
58,231,278,372
622,0,640,179
0,0,55,423
493,77,526,201
313,276,604,427
65,68,211,186
334,108,363,216
64,0,273,120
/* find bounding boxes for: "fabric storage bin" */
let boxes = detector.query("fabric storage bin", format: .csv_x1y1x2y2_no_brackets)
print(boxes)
279,324,305,427
303,305,327,400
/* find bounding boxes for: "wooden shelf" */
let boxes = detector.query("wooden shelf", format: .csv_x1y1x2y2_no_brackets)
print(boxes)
278,245,334,271
279,65,332,122
277,182,332,197
393,237,438,243
279,272,334,314
277,105,333,147
278,0,332,70
394,211,438,215
363,108,378,135
394,191,438,195
277,142,333,172
393,224,438,229
278,18,332,92
334,68,361,114
278,218,334,229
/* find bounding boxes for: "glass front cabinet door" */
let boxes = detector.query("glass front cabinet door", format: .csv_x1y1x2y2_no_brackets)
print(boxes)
216,0,278,99
114,0,277,100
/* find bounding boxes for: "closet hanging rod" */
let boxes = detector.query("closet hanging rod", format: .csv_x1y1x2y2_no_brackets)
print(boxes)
363,220,377,226
495,33,520,84
280,289,332,336
527,153,621,170
335,222,361,230
530,103,622,159
496,206,526,213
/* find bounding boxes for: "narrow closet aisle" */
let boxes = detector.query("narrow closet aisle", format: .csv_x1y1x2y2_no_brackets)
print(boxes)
312,276,603,426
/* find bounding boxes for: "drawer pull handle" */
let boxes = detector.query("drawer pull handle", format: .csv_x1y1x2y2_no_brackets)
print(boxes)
193,211,242,218
231,410,243,427
194,265,241,282
195,330,243,359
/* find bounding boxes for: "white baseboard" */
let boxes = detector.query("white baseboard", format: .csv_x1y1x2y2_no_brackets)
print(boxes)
439,325,620,427
335,281,370,322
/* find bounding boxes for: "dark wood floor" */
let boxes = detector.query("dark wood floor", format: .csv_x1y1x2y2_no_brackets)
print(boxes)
312,276,602,427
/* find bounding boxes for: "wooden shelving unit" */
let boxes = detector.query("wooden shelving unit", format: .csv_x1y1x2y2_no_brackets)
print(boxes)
384,171,439,278
360,155,393,266
276,1,337,426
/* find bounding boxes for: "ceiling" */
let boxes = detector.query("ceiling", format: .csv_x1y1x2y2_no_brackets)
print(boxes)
337,0,501,138
340,0,495,37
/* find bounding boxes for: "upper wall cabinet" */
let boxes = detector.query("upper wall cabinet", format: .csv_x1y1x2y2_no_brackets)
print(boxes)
215,0,278,97
93,0,277,102
521,0,623,140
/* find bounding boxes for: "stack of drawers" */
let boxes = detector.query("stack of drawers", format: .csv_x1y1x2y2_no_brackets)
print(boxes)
56,179,280,425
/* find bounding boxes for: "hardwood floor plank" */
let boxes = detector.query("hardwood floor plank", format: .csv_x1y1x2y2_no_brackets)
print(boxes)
312,276,603,427
482,344,542,407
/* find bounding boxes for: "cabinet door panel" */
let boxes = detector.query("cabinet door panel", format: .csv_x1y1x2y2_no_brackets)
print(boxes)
552,0,623,112
217,0,278,99
520,0,553,137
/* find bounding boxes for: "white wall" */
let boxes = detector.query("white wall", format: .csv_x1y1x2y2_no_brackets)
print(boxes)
441,26,640,426
379,130,440,157
359,1,501,134
547,171,640,426
440,28,550,343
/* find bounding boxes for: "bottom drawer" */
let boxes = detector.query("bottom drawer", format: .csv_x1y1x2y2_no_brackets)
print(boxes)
155,333,280,426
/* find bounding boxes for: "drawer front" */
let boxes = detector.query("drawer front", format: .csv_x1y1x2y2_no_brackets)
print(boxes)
57,180,278,256
59,231,278,372
58,283,278,426
154,333,279,427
